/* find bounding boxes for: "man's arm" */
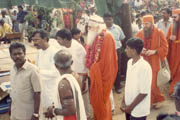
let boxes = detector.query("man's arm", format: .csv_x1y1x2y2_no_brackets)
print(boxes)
55,79,76,116
45,78,76,118
30,68,42,119
34,92,41,114
124,93,147,113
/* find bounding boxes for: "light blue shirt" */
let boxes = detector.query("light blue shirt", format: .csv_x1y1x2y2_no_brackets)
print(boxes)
107,24,125,49
157,18,173,37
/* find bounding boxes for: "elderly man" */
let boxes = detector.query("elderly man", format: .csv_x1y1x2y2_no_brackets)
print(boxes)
45,50,87,120
167,9,180,95
9,42,41,120
136,15,168,109
31,30,60,120
86,14,118,120
157,8,173,37
55,29,92,120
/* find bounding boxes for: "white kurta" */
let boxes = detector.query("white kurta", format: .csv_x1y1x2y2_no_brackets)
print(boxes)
36,46,60,108
51,39,88,74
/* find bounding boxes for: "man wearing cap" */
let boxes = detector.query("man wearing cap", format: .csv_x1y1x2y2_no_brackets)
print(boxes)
86,14,118,120
167,9,180,95
136,15,168,109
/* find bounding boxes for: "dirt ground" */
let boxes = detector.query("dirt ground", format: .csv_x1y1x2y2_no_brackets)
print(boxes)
113,82,176,120
0,83,176,120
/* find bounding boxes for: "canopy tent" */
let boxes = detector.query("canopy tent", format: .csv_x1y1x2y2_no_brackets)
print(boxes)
0,0,80,8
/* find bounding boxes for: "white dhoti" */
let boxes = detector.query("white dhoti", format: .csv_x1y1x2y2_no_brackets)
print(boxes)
110,90,115,111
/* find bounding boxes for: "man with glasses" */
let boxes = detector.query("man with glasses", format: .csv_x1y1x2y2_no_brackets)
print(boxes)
167,9,180,95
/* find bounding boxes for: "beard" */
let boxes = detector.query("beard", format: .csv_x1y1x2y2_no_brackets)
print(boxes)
87,30,98,46
143,27,153,39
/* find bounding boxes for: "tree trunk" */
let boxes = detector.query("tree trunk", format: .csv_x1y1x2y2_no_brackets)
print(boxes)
119,3,132,80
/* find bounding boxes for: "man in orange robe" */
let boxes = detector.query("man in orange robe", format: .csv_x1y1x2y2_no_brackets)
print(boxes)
85,15,118,120
136,15,168,108
166,9,180,95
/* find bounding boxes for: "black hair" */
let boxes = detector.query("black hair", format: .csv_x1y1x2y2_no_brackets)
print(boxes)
56,29,72,41
18,5,23,9
37,15,43,21
103,12,113,18
71,28,81,36
0,19,5,24
9,42,26,54
162,8,172,15
32,29,49,42
157,114,180,120
126,38,144,55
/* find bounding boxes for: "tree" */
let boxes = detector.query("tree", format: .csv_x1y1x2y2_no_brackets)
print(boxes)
95,0,132,79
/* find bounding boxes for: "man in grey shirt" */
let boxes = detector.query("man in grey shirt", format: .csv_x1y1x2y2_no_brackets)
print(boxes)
9,42,41,120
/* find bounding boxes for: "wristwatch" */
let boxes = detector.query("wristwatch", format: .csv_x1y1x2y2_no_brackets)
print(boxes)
33,113,39,118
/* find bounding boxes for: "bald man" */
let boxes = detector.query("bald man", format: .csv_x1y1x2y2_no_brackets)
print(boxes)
45,50,87,120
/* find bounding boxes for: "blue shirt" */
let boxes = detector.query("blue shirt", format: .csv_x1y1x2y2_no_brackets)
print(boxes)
17,11,27,23
107,24,125,49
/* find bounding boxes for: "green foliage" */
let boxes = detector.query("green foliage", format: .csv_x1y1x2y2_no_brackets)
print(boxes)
25,5,54,40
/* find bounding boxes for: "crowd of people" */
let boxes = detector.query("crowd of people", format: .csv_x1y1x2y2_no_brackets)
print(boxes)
2,0,180,120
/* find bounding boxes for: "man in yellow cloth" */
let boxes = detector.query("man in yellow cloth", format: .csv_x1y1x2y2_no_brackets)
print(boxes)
85,15,118,120
167,9,180,95
136,15,168,109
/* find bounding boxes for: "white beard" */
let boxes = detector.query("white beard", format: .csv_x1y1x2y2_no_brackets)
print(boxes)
87,30,98,46
87,25,106,46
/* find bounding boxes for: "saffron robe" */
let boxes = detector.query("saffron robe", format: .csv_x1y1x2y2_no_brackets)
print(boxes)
136,26,168,104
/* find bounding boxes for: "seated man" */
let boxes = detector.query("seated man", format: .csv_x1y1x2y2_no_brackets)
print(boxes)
45,50,87,120
0,19,12,43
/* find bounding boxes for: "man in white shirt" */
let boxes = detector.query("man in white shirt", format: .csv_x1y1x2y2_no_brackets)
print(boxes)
55,29,92,120
32,30,60,120
157,8,173,37
121,38,152,120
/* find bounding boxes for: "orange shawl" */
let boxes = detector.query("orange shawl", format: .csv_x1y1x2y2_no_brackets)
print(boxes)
166,25,180,80
136,26,168,72
89,32,118,120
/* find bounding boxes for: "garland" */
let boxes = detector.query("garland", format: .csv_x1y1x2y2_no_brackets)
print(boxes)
85,29,106,68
